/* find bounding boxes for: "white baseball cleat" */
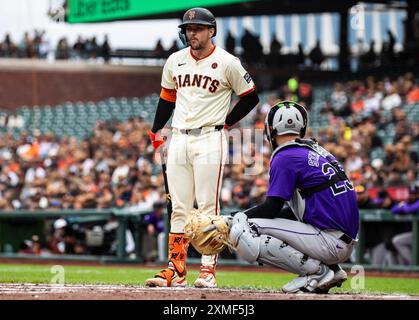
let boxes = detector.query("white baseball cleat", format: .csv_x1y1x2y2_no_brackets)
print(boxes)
145,268,188,287
282,264,335,294
194,266,217,288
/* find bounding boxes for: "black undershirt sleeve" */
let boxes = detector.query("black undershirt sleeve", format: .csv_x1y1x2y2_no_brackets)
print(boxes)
151,98,175,133
243,196,285,219
225,90,259,127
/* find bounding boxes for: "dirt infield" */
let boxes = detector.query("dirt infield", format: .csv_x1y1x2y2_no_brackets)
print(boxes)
0,284,417,300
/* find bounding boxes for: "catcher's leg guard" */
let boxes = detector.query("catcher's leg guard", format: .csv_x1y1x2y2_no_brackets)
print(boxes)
229,219,321,276
145,233,189,287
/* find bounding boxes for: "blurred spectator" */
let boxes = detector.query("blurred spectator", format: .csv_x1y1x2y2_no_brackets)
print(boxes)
19,235,43,255
391,186,419,265
355,185,378,209
296,42,305,67
101,35,111,63
373,189,395,209
167,40,181,55
406,84,419,104
38,30,50,59
0,33,17,57
47,218,83,254
382,84,402,110
225,31,236,55
241,29,263,64
103,215,135,257
360,40,377,69
87,36,99,59
20,32,35,58
153,39,165,58
309,40,325,69
267,37,282,66
141,201,166,262
329,82,351,117
55,37,69,60
73,36,85,59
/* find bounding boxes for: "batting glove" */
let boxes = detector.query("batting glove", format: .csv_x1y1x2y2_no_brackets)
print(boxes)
149,130,164,150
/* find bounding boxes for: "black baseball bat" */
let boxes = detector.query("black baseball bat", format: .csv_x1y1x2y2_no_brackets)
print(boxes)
159,142,172,221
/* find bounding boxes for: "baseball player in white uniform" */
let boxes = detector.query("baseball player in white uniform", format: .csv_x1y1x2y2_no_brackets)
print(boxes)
146,7,259,288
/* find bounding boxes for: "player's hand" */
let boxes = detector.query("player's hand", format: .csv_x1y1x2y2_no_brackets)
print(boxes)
149,130,164,150
202,216,233,233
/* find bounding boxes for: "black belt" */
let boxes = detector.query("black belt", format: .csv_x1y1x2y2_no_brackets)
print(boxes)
339,233,353,244
179,125,224,135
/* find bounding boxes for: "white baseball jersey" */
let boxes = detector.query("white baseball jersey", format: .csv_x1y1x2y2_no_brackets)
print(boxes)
161,46,255,129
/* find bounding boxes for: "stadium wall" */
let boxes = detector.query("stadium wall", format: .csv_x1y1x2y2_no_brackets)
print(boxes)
0,59,162,109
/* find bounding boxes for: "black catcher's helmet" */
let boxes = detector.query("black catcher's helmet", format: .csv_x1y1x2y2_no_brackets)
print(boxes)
178,7,217,44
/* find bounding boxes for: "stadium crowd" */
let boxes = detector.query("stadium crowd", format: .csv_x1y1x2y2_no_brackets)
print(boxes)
0,74,417,211
3,28,417,72
0,73,418,263
0,30,111,62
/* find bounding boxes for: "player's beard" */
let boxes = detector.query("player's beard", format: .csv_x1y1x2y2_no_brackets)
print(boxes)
190,40,204,51
189,38,203,51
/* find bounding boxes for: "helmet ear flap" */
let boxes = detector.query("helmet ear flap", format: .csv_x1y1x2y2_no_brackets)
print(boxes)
178,30,188,46
264,105,280,148
293,104,308,138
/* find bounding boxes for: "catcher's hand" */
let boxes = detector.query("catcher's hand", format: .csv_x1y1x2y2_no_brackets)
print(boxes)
184,209,232,255
202,216,232,232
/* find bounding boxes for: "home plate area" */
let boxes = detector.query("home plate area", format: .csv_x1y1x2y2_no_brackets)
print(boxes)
0,283,416,300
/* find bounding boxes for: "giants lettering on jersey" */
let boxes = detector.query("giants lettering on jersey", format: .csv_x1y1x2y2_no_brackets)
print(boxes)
173,74,220,93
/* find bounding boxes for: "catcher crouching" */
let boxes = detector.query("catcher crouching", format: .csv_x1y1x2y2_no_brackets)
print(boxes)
186,101,359,294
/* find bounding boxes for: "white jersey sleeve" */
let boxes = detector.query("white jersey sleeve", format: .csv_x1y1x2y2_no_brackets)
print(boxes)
226,57,255,97
161,54,176,90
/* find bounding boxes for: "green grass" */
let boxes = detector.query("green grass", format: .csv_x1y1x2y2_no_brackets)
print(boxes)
0,264,418,295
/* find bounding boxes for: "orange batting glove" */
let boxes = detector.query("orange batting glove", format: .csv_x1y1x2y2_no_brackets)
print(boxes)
149,130,164,150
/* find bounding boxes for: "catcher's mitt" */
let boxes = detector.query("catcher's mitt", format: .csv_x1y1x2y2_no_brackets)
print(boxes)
184,209,231,255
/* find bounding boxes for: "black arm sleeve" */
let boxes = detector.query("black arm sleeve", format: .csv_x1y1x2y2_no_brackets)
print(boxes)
151,98,175,133
243,196,285,219
225,90,259,127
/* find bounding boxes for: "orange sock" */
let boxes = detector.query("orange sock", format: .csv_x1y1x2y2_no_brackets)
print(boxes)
168,233,189,277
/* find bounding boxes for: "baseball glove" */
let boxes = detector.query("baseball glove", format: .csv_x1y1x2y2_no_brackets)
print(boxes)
184,209,231,255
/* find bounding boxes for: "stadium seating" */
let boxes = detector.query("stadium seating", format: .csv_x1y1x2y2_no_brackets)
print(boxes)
11,94,160,139
2,90,418,152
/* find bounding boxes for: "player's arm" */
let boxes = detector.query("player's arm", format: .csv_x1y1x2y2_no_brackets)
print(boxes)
225,89,259,128
151,54,177,134
225,57,259,128
149,55,176,149
243,154,295,219
149,90,176,149
150,88,176,133
242,196,285,219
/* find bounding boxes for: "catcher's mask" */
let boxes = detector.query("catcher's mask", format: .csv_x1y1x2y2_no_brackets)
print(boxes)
264,101,308,150
178,7,217,46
